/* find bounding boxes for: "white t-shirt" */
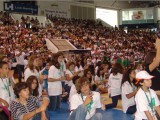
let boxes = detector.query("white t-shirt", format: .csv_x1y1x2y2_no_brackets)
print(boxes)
135,88,160,120
95,75,105,84
75,66,83,77
135,69,140,74
24,59,28,68
75,66,83,72
92,58,97,65
15,51,25,65
69,84,77,102
48,65,62,96
70,91,101,120
122,81,136,113
95,66,99,75
87,58,92,65
24,68,42,97
108,73,123,97
0,78,15,109
65,69,73,87
24,68,39,81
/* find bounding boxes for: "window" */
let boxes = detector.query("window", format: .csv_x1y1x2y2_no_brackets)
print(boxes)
96,8,118,27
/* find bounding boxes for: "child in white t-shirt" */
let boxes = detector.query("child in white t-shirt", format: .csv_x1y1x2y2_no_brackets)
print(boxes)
48,54,64,111
68,77,102,120
0,61,15,110
105,63,123,109
69,76,80,103
121,68,139,114
66,62,80,87
95,67,108,94
135,71,160,120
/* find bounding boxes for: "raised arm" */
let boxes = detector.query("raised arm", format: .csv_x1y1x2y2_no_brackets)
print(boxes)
149,38,160,72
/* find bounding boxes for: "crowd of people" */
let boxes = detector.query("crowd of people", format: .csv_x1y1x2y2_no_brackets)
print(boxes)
49,17,156,66
0,11,160,120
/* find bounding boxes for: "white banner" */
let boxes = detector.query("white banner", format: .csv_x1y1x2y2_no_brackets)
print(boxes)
45,9,69,18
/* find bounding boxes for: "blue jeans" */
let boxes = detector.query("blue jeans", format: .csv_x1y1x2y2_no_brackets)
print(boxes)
68,104,102,120
61,81,71,102
48,95,61,111
43,79,48,95
126,105,136,114
105,95,121,109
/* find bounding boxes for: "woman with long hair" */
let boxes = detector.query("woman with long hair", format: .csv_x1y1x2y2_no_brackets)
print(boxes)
95,67,105,86
48,53,64,111
145,50,160,91
105,63,123,109
24,55,45,97
121,68,139,114
83,69,93,83
26,75,39,97
65,62,77,88
24,55,40,80
94,67,107,93
83,68,98,92
26,75,50,119
75,60,83,72
75,60,83,76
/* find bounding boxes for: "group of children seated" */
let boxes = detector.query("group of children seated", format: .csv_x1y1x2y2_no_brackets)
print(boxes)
1,9,160,120
0,47,160,120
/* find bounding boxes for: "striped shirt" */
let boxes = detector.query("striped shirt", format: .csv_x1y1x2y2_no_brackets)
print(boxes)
10,96,42,120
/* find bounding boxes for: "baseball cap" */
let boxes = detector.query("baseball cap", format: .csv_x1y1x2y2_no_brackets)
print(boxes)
135,71,154,84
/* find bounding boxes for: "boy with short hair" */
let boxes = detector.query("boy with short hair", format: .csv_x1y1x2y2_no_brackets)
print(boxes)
0,61,15,109
68,77,102,120
135,70,160,120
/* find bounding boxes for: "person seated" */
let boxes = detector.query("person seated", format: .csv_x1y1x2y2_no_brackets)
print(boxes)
69,76,80,103
10,82,49,120
26,76,39,97
95,67,108,94
68,77,102,120
121,68,139,114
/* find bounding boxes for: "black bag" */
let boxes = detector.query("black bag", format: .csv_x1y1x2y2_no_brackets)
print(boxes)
0,111,8,120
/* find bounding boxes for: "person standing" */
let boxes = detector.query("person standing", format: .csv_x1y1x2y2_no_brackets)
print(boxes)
15,47,25,82
105,63,123,109
48,53,64,111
